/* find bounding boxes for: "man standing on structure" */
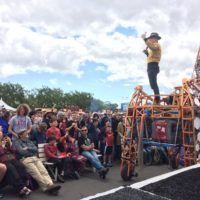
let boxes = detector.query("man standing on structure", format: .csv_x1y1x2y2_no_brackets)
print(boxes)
141,32,162,104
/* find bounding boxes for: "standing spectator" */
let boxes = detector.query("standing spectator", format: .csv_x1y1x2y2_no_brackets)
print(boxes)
42,112,55,129
0,110,10,136
57,111,67,136
46,117,61,140
29,122,47,146
103,125,114,167
99,121,110,156
78,127,109,178
8,104,32,142
116,116,125,160
14,129,61,195
88,119,100,150
111,113,119,160
100,113,109,129
78,112,87,128
66,116,80,140
46,117,65,152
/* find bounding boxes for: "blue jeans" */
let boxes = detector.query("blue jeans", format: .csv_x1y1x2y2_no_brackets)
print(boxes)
81,151,104,171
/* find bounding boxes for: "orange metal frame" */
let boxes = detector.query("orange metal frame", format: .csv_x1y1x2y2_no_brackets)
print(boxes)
121,46,200,178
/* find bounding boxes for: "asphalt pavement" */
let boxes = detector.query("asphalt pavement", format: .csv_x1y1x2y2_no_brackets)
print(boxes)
3,161,172,200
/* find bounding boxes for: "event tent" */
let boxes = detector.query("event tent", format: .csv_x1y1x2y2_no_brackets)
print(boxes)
0,98,16,111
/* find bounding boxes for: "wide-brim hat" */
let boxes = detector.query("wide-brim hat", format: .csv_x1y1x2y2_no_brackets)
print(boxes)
147,32,161,40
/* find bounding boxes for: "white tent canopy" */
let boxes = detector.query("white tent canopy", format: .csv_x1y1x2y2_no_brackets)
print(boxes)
0,98,16,111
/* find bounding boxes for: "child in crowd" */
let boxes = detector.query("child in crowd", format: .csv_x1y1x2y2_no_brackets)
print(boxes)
60,131,86,174
44,135,80,181
44,136,66,183
46,117,61,140
103,125,114,167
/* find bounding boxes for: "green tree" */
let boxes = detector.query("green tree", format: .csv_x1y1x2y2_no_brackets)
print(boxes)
66,91,93,110
25,89,38,109
35,87,65,109
89,98,105,112
104,101,118,111
0,82,26,107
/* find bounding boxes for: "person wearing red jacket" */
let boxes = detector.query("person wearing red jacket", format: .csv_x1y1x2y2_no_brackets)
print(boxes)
0,132,31,197
44,135,80,181
46,118,61,140
103,125,114,167
60,131,87,174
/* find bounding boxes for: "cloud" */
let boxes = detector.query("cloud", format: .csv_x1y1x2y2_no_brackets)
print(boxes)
123,83,131,87
49,78,58,85
66,81,72,86
0,0,199,91
96,66,106,71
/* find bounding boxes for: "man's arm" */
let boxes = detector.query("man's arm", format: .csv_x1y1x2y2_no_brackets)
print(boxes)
145,40,160,50
80,144,94,151
141,32,160,50
8,123,18,138
14,140,32,157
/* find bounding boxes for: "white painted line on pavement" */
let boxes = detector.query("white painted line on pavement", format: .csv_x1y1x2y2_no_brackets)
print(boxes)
81,186,124,200
130,164,200,189
81,164,200,199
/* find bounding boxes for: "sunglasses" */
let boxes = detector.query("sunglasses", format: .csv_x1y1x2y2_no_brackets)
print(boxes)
82,129,88,131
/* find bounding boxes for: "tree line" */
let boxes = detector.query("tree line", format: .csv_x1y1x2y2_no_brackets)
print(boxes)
0,82,118,111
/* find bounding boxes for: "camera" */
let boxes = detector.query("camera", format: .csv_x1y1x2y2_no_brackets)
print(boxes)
143,49,149,56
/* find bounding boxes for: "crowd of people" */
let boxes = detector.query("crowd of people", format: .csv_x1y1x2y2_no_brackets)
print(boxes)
0,104,125,198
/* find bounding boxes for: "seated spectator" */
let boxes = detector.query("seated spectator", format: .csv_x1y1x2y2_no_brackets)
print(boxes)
14,129,61,195
78,126,109,178
0,132,31,197
0,163,6,198
60,132,86,174
44,136,80,181
30,122,47,146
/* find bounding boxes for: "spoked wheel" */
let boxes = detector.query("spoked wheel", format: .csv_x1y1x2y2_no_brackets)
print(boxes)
121,163,133,181
169,153,180,169
168,147,180,169
143,149,153,166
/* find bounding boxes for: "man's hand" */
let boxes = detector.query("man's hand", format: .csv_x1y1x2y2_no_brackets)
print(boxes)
141,32,147,39
94,149,100,153
64,131,69,138
90,143,94,150
5,136,12,146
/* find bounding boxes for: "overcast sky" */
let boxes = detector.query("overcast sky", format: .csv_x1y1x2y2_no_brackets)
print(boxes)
0,0,199,105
